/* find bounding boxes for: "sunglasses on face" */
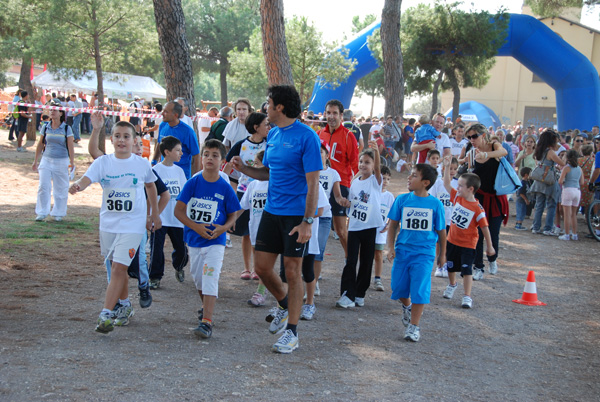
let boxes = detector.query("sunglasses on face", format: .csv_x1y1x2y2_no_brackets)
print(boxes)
575,140,584,143
467,133,481,140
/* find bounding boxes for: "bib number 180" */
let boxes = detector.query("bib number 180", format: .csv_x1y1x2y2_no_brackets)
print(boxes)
404,217,429,230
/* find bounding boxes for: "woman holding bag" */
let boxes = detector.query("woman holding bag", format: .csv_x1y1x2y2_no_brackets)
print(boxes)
529,129,566,236
464,123,507,280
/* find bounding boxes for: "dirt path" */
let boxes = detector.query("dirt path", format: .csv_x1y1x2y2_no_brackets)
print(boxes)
0,132,599,401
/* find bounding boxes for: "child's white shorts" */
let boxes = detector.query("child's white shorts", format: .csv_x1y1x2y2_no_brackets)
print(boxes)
561,187,581,207
100,231,143,266
189,245,225,297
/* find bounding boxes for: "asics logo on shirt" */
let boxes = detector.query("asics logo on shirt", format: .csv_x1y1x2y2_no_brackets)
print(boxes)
407,210,430,218
191,200,215,209
107,190,131,198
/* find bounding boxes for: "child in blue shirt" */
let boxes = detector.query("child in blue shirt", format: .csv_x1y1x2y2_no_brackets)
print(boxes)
175,139,241,339
414,114,439,164
386,164,446,342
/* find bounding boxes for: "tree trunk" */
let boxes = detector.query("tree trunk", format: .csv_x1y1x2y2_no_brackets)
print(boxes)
93,25,106,154
431,72,443,118
381,0,404,118
451,76,460,124
18,56,36,141
219,58,228,107
370,95,375,117
153,0,196,109
260,0,294,86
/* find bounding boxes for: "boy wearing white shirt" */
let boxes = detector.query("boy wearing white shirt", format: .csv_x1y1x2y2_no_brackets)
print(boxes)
150,136,189,288
69,121,161,334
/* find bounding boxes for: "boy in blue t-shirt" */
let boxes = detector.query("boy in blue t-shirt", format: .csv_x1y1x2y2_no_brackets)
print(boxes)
175,139,241,339
386,164,446,342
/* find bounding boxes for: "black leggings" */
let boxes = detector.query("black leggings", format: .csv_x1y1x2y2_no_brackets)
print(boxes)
340,228,376,300
279,254,315,284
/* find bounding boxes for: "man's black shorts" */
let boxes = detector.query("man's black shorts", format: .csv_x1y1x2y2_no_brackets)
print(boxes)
255,211,308,258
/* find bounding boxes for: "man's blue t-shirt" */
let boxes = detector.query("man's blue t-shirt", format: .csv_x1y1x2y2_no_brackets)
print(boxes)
388,192,446,256
262,120,323,216
595,151,600,184
158,121,200,180
176,174,241,248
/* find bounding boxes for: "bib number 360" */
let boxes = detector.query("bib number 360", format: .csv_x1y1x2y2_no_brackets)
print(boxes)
103,188,135,213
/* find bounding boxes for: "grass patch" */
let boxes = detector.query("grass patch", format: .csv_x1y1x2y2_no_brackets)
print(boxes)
0,216,98,247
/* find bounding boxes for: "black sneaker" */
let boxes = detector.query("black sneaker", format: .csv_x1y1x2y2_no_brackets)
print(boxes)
139,285,152,308
193,321,212,339
175,268,185,283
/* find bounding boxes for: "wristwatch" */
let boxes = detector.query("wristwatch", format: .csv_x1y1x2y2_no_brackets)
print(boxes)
302,217,314,224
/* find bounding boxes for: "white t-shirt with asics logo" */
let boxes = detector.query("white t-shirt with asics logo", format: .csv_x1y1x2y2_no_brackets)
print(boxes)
84,154,157,234
347,174,383,231
153,162,188,228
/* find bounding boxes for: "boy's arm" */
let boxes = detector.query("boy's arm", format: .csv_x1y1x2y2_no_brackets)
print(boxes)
174,200,212,239
436,229,447,268
231,156,270,181
88,112,105,160
386,219,399,262
157,188,170,215
480,226,495,256
145,182,162,231
442,155,452,194
69,176,92,194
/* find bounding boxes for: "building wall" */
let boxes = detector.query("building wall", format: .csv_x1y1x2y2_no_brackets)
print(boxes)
440,15,600,129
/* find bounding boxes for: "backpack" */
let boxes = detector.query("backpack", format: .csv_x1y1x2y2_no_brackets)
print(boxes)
12,100,24,119
41,122,70,157
494,156,521,195
206,119,227,142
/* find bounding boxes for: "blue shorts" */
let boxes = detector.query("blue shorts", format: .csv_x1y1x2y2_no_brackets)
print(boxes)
390,249,434,304
315,217,331,262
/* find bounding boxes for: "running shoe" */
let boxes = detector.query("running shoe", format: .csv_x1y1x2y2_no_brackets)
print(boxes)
443,284,457,299
543,229,558,236
247,292,266,307
53,216,62,222
473,268,484,281
225,237,232,248
401,304,411,327
514,223,527,231
138,285,152,308
300,304,316,320
571,234,579,241
265,306,278,323
269,307,288,334
149,278,160,290
110,302,123,319
404,324,420,342
336,292,355,309
272,329,299,354
193,321,213,339
35,215,46,221
373,278,384,291
531,228,542,234
489,261,498,275
95,314,114,334
355,297,365,307
461,296,473,309
175,268,185,283
442,266,449,278
114,304,134,326
558,234,570,241
434,267,444,277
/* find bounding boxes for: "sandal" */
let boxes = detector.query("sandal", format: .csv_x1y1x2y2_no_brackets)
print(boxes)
240,270,251,280
251,271,259,280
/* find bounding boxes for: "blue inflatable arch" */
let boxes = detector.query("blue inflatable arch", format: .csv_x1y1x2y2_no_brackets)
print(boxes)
307,14,600,131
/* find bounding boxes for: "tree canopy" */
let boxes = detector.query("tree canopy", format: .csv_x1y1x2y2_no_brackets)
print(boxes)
525,0,599,17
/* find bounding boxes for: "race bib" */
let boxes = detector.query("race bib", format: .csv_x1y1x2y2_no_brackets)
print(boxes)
439,193,452,208
103,188,135,213
380,205,390,221
165,179,181,200
350,200,372,223
451,204,475,230
187,198,218,224
401,207,433,231
251,192,267,215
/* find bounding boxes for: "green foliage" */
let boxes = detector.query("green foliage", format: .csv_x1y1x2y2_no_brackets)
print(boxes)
525,0,598,17
351,14,378,34
228,16,356,107
401,2,509,99
194,71,221,102
405,95,441,115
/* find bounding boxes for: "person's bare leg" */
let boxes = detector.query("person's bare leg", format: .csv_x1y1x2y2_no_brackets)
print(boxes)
254,251,285,300
563,205,572,235
448,271,457,287
333,215,348,258
410,304,425,326
463,275,473,297
17,131,25,149
201,294,216,321
242,235,252,272
374,249,383,278
283,256,303,325
570,206,578,234
305,279,315,305
103,262,128,310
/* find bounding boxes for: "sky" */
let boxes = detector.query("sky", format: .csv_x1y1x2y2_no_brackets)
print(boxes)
283,0,600,116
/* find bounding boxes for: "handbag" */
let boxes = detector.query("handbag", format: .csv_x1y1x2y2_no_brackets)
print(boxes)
531,151,556,186
494,157,522,195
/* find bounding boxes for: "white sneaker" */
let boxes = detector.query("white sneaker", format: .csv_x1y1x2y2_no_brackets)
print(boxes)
332,231,340,240
571,234,579,241
443,284,457,299
54,216,63,222
434,267,443,277
336,292,355,309
558,234,570,241
473,268,484,281
225,237,232,248
35,215,46,221
489,261,498,275
300,304,316,320
401,304,411,327
442,267,449,278
272,329,299,354
404,323,421,342
373,278,384,291
268,307,288,334
461,295,473,309
355,297,365,307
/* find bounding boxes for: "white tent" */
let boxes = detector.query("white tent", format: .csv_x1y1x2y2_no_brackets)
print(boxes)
32,70,166,100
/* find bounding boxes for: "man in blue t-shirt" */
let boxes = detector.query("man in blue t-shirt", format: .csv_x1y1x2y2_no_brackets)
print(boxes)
151,101,200,179
232,85,322,354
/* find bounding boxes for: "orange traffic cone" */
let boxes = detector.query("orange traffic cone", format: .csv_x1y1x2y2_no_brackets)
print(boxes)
513,270,546,306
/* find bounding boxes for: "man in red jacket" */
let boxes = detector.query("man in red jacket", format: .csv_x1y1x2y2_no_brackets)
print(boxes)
318,99,359,258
